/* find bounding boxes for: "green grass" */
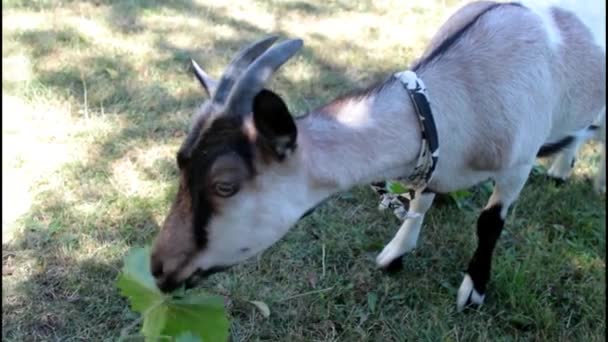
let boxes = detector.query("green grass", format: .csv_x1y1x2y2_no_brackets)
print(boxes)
2,0,605,340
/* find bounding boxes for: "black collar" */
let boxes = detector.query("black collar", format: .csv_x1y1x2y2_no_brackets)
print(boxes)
394,70,439,190
300,71,439,222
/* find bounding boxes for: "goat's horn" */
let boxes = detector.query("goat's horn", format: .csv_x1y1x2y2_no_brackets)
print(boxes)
191,59,218,95
225,38,303,116
212,35,279,106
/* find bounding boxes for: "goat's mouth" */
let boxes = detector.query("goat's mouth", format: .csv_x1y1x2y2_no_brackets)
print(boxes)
156,265,232,293
184,266,230,289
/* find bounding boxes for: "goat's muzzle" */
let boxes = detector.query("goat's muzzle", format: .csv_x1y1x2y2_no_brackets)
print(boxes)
152,262,232,293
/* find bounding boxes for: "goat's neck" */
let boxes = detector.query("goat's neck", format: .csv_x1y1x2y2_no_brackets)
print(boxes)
295,80,423,191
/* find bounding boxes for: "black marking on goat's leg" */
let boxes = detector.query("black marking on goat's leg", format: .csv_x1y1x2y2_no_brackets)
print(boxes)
384,255,404,274
464,204,504,306
537,135,575,157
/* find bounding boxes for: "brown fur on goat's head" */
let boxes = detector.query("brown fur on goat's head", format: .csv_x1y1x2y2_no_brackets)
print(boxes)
150,36,307,292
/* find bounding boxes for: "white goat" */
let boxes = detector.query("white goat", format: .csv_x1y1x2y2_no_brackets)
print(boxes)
150,0,606,311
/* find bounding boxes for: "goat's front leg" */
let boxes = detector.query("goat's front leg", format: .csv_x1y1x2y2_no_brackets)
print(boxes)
456,165,531,311
376,190,435,269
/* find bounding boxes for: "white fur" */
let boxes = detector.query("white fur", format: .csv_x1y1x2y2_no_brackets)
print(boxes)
547,128,592,179
159,1,605,307
520,0,606,51
187,154,334,274
200,0,603,278
335,98,374,128
519,0,563,49
457,274,486,311
548,108,606,181
376,191,435,267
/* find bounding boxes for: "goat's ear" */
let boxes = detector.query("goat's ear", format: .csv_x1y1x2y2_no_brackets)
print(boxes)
191,59,217,97
252,89,297,160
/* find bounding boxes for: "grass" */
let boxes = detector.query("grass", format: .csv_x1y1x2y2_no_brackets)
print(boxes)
2,0,605,340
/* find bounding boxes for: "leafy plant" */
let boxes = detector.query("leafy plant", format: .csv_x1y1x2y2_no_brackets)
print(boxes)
385,180,478,210
386,180,409,194
449,189,473,209
117,247,230,341
531,163,548,176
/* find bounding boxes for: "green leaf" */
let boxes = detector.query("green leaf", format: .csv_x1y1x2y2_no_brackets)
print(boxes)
448,189,472,209
162,295,230,342
117,247,230,341
249,300,270,318
176,332,204,342
117,247,165,313
387,181,408,194
479,181,493,197
367,292,377,313
532,164,547,176
120,247,159,292
142,304,167,340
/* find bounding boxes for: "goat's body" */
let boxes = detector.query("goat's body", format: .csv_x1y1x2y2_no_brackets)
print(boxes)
366,1,605,309
300,1,605,194
152,0,605,310
521,0,605,52
414,1,605,193
302,0,606,310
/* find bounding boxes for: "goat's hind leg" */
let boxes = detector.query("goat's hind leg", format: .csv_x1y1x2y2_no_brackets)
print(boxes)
456,164,531,311
548,109,606,187
376,189,435,270
547,130,592,182
594,113,605,194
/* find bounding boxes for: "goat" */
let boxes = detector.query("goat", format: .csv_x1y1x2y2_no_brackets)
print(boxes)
150,0,606,311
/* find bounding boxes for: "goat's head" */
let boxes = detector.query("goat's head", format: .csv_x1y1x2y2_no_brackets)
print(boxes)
150,36,317,292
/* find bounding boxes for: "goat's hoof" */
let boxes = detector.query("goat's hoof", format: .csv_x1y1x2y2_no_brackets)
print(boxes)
547,160,574,181
376,251,404,272
380,256,404,273
376,242,411,270
547,167,571,185
456,274,485,312
546,175,567,186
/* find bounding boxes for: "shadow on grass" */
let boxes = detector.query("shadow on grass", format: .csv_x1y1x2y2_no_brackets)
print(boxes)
2,193,161,339
2,2,380,340
99,0,203,34
16,27,90,59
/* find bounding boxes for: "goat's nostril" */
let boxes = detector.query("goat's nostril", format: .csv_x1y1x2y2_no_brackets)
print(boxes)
150,258,164,279
157,276,181,293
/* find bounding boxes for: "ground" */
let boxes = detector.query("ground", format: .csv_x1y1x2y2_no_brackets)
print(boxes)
2,0,605,341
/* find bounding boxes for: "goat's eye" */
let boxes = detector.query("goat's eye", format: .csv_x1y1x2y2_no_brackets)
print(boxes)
213,182,238,197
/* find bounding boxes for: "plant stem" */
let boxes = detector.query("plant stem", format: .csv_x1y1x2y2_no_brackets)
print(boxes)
118,300,166,341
